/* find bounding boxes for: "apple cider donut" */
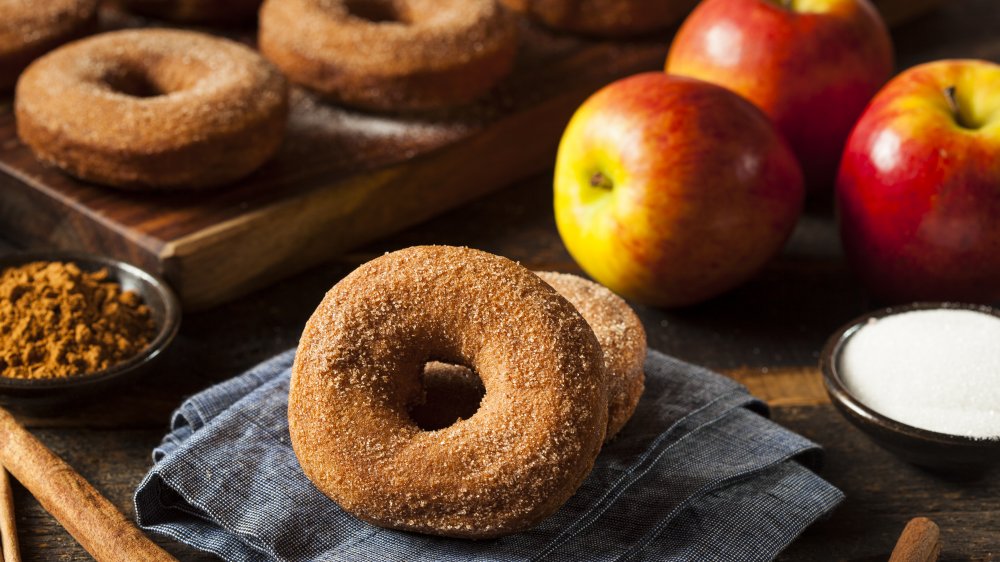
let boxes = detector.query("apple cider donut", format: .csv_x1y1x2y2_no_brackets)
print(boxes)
0,0,97,90
501,0,696,37
258,0,518,111
15,29,289,190
289,246,608,538
537,271,645,439
415,272,646,440
116,0,263,24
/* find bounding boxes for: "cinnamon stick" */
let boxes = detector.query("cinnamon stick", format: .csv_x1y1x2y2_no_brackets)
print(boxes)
0,407,176,562
889,517,941,562
0,465,20,562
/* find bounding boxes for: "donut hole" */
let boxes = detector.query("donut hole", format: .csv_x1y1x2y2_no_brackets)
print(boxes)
104,67,169,98
99,60,205,98
343,0,410,23
409,361,485,431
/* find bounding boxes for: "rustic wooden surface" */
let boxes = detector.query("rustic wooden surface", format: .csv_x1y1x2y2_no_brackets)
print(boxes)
0,8,672,311
1,1,999,560
0,0,944,312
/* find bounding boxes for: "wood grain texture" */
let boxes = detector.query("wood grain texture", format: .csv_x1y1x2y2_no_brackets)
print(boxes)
775,405,999,562
0,409,175,561
6,430,216,562
0,0,943,311
0,9,670,310
724,366,829,407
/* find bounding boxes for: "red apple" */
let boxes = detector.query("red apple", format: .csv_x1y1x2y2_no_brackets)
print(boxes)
554,73,804,307
837,59,1000,304
665,0,893,192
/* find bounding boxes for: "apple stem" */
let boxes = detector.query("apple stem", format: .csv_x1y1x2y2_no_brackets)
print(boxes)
944,85,960,115
944,85,976,129
589,172,614,190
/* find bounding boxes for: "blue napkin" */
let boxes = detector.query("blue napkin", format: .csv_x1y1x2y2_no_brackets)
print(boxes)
134,350,843,562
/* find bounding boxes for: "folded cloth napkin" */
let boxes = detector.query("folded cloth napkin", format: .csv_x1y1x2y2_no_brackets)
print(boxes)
134,350,843,562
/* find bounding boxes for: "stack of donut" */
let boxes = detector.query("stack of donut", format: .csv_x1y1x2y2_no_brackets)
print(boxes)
411,270,645,441
290,246,646,537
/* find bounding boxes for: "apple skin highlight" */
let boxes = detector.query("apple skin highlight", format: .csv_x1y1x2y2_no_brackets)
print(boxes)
837,59,1000,304
554,73,805,307
666,0,893,192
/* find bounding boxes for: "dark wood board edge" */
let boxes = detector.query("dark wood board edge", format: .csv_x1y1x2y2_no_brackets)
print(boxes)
0,0,939,310
0,164,163,273
162,74,626,309
160,43,669,309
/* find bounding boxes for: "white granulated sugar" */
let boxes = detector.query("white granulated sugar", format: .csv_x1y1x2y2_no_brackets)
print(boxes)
840,308,1000,439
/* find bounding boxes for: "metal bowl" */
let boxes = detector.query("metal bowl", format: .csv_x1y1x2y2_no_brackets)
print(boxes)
821,302,1000,471
0,251,180,406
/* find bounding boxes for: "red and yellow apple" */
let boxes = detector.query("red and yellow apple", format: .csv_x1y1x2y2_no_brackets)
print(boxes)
665,0,893,192
837,59,1000,304
554,73,805,307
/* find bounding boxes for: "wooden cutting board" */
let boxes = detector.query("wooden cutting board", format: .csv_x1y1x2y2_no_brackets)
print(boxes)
0,1,940,310
0,22,671,309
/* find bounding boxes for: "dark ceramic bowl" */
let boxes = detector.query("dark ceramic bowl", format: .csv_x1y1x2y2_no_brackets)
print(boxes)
0,251,180,406
821,302,1000,471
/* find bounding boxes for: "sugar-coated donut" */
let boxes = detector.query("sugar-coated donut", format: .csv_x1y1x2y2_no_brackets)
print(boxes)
289,246,608,538
501,0,696,37
259,0,518,111
413,272,646,441
116,0,263,24
0,0,97,90
15,29,289,190
536,271,645,439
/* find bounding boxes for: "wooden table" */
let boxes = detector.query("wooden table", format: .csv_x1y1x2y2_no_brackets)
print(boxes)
3,2,999,560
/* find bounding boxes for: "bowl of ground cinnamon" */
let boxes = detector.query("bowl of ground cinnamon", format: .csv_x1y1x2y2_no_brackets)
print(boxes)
0,251,180,403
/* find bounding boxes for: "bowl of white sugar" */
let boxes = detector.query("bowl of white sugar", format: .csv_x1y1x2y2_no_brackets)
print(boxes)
821,302,1000,470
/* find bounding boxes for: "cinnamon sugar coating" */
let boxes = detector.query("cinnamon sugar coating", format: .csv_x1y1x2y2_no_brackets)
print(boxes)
0,0,97,90
417,272,646,441
537,272,645,439
116,0,263,24
500,0,695,37
259,0,518,111
15,29,289,190
289,246,608,538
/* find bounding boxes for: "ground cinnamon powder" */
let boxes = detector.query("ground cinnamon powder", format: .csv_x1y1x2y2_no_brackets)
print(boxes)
0,261,156,379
